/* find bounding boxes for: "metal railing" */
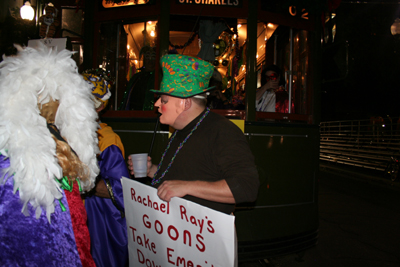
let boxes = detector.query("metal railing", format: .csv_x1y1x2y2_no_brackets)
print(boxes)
320,117,400,172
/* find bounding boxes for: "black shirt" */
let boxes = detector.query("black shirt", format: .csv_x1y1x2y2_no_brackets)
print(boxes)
154,109,259,214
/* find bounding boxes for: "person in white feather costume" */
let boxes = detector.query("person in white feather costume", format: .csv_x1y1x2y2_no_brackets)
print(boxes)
0,43,99,267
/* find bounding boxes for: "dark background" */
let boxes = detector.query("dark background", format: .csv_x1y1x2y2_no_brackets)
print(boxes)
321,1,400,121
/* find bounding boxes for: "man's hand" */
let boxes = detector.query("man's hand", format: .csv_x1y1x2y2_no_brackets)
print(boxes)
267,79,279,91
127,155,157,178
157,180,190,202
157,179,236,204
262,79,279,92
256,79,280,102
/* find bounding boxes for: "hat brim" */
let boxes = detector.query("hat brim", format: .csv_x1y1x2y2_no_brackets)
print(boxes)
150,86,215,98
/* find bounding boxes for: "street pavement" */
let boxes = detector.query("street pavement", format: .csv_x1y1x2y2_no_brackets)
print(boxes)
240,164,400,267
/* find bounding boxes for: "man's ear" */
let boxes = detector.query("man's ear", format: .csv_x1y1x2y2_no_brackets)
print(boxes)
183,98,192,111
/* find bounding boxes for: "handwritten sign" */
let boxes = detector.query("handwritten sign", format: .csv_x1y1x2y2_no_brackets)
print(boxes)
121,177,236,267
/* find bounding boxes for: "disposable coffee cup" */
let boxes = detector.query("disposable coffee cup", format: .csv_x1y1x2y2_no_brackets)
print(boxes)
130,153,148,178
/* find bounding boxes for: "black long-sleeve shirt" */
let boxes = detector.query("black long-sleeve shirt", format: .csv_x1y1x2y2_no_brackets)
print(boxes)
154,109,260,214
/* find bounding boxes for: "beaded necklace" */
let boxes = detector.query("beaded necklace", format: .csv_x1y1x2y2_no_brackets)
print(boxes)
151,108,210,185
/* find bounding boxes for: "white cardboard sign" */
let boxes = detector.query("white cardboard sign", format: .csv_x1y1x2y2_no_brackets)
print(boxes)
121,177,236,267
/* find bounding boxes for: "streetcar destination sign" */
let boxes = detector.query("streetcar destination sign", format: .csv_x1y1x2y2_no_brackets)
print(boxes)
176,0,241,7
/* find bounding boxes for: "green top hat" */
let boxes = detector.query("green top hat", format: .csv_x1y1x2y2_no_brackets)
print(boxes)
150,54,215,98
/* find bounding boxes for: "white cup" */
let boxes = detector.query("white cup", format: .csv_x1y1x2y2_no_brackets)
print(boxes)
130,153,148,178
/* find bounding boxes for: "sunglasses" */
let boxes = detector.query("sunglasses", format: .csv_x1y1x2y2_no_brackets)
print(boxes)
265,73,278,81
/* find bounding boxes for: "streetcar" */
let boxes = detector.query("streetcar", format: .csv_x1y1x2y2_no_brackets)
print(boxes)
66,0,321,262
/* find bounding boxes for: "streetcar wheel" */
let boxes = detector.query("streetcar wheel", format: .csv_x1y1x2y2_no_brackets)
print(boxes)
384,163,393,179
390,162,399,182
385,160,400,182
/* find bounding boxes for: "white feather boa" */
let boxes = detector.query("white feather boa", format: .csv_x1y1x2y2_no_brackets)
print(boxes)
0,44,100,221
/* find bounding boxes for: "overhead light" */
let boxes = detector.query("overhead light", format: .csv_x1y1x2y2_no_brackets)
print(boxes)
20,1,35,21
391,18,400,35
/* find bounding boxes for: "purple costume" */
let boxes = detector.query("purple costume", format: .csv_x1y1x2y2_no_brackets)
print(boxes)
84,123,130,267
0,154,83,267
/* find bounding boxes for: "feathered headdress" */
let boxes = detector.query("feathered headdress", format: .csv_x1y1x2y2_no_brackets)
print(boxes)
0,43,100,221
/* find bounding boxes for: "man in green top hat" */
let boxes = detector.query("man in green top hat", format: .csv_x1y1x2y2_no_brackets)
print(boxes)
128,54,259,215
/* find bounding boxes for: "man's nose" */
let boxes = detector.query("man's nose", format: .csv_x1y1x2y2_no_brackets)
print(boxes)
155,98,161,107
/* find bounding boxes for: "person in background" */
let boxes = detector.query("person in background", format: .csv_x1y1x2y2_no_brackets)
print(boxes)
256,64,293,113
83,74,130,267
232,83,246,110
207,69,233,109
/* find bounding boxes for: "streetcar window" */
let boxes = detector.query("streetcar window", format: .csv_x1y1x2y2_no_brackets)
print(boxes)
118,21,158,111
168,16,248,112
97,20,159,111
61,7,84,70
96,14,313,122
256,23,311,121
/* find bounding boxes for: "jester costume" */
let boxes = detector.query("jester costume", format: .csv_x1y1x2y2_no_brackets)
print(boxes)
83,74,130,267
0,44,99,266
